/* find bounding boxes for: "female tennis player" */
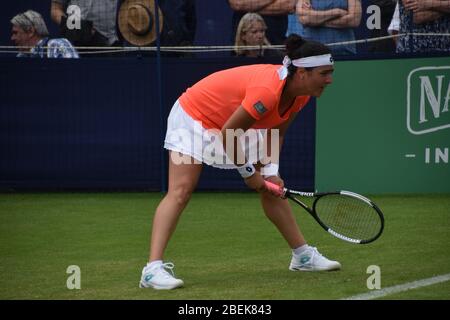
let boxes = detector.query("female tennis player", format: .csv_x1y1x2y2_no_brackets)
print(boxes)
140,35,341,290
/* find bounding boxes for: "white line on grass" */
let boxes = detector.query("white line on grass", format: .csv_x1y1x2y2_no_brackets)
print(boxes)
341,273,450,300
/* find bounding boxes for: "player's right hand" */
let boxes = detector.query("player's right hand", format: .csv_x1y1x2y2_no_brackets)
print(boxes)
244,171,266,193
245,172,280,197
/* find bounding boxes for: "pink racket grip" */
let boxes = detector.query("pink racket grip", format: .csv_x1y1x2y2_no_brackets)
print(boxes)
264,180,284,197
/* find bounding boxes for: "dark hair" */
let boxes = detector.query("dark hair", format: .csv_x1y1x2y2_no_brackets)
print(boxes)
285,34,331,76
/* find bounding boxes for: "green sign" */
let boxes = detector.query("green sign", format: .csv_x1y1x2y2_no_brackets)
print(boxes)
316,57,450,193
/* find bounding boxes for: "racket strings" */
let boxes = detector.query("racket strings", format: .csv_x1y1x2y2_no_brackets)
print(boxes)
314,194,382,241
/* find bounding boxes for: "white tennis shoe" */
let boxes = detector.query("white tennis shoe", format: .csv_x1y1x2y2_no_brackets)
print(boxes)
289,246,341,271
139,262,184,290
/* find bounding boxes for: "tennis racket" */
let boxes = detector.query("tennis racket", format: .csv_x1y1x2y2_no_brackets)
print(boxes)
264,181,384,244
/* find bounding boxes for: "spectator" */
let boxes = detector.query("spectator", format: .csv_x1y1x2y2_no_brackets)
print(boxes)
396,0,450,53
118,0,196,57
368,0,397,53
234,12,282,57
51,0,120,47
229,0,296,45
11,10,79,58
158,0,196,48
387,1,400,46
287,0,362,55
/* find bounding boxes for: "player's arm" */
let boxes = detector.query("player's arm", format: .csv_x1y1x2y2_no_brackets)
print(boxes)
272,110,299,160
228,0,295,15
273,110,299,161
221,106,256,167
261,111,299,187
297,0,347,26
51,1,66,25
323,0,362,28
221,106,268,192
265,111,299,168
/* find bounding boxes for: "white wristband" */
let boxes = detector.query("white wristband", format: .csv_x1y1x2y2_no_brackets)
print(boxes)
237,162,256,179
261,163,279,178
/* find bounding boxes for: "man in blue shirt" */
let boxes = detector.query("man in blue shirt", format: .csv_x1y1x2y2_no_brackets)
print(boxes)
287,0,362,55
11,10,79,58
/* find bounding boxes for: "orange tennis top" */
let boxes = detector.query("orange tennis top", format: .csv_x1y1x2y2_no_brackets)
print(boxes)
178,64,311,129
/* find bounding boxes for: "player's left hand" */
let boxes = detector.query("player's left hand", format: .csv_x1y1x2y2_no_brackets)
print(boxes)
265,175,285,195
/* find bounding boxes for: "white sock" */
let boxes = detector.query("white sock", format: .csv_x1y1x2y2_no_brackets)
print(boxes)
292,244,309,256
146,260,163,271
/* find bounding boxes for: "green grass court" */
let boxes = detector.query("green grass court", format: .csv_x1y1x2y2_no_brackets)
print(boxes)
0,192,449,300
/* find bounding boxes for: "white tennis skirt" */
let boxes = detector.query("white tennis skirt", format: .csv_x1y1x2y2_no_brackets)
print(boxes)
164,100,272,169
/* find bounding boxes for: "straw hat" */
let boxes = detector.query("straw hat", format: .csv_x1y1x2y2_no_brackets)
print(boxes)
118,0,163,46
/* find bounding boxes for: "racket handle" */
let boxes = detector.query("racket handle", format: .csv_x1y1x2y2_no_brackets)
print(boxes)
264,180,284,197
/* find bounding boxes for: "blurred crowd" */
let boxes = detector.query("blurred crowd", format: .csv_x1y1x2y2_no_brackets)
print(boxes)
9,0,450,59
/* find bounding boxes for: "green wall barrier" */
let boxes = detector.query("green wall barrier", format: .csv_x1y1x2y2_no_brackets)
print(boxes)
316,57,450,193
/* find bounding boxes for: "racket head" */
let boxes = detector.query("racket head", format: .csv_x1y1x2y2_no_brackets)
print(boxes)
312,191,384,244
263,181,384,244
